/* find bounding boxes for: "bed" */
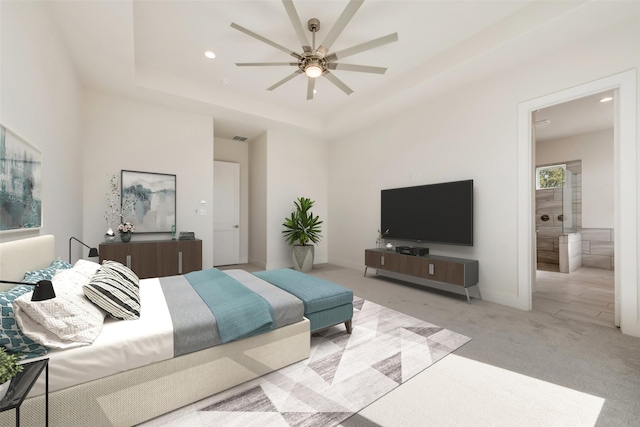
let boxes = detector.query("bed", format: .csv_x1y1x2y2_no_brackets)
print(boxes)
0,235,310,426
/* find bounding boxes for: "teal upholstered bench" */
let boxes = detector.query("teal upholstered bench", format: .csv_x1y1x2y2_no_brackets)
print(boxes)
253,269,353,334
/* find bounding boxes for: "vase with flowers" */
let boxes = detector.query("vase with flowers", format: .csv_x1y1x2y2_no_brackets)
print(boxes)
118,222,135,243
104,174,136,242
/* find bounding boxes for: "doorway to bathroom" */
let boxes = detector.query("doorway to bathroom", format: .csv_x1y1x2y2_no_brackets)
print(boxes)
532,91,615,328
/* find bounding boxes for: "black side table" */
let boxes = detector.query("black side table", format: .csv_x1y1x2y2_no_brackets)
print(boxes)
0,358,49,427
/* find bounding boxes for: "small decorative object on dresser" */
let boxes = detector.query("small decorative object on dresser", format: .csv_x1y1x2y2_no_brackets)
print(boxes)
104,229,116,243
104,173,136,240
118,222,134,243
376,229,389,248
0,347,23,401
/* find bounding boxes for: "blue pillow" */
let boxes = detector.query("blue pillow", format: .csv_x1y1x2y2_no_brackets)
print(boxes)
0,285,49,359
22,258,72,283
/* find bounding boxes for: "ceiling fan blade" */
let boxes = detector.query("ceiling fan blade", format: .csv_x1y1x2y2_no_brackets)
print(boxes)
323,70,353,96
327,63,387,74
267,70,304,91
307,77,316,100
326,33,398,62
236,62,298,67
317,0,364,57
282,0,311,53
231,22,301,59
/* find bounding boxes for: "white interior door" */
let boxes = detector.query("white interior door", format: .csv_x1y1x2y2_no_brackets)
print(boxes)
213,161,240,266
531,112,538,294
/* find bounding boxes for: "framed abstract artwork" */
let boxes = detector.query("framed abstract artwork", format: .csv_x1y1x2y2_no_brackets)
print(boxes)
0,125,43,232
121,170,176,233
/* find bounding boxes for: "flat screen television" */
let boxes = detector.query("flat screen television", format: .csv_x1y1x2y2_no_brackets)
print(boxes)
381,179,473,246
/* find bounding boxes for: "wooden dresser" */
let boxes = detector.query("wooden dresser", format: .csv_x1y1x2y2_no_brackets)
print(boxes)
99,239,202,279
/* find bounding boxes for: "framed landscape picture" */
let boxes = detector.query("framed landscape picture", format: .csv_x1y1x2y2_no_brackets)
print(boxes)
121,170,176,233
0,125,43,232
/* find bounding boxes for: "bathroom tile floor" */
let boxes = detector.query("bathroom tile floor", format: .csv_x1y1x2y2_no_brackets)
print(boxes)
533,265,615,328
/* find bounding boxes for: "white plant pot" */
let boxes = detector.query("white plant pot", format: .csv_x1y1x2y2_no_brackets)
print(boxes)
0,379,10,401
292,245,314,273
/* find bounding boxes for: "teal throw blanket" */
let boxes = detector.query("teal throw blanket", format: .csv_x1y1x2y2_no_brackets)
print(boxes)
185,268,275,343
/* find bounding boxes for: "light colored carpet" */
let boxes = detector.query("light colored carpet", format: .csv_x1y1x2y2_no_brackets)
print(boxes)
139,297,470,426
304,264,640,427
347,354,604,426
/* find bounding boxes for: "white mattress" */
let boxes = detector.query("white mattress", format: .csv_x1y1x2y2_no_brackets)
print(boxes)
28,277,174,397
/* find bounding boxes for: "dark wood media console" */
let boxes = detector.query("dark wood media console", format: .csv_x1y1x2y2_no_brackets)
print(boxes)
364,248,480,303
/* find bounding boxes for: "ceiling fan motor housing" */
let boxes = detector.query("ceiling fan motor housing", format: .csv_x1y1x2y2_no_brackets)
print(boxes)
308,18,320,33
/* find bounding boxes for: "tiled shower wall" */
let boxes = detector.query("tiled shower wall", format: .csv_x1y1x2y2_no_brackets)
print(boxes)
536,187,565,265
536,160,581,266
535,159,614,270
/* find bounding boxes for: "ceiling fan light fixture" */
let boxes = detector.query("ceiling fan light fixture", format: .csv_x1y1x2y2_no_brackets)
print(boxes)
305,63,323,78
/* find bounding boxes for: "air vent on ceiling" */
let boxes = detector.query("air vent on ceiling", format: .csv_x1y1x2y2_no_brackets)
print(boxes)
232,135,249,142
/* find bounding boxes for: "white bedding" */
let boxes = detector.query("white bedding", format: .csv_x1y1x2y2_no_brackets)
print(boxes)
28,277,174,397
0,235,311,426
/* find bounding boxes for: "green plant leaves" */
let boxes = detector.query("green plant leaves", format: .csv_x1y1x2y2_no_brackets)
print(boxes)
282,197,323,246
0,347,23,383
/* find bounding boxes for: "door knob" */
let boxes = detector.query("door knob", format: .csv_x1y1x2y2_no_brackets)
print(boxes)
234,225,239,228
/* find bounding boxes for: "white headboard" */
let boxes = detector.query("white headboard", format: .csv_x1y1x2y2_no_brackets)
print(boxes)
0,235,56,290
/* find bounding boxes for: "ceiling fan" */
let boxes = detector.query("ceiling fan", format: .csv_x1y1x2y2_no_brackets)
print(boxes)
231,0,398,100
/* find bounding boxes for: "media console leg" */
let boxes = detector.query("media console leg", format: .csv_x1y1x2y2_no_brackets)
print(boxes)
476,285,482,300
464,288,471,304
364,266,368,277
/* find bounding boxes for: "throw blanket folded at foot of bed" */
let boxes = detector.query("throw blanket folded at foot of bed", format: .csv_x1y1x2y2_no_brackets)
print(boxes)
159,268,276,357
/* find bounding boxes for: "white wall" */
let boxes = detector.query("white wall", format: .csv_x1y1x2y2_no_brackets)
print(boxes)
0,1,83,261
81,89,215,268
327,17,639,307
537,129,614,228
265,128,328,270
248,132,268,268
214,137,249,263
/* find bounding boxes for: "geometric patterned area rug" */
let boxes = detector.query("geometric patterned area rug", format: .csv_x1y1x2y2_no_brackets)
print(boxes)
140,297,470,427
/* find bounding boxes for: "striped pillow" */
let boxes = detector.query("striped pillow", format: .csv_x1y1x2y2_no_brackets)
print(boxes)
83,261,141,320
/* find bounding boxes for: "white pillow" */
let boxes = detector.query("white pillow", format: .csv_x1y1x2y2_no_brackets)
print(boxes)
14,267,106,349
73,259,101,278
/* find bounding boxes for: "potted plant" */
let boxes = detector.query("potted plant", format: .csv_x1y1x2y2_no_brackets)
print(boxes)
282,197,323,272
0,347,23,400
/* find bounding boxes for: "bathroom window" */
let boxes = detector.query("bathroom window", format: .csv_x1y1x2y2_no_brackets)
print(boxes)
536,164,565,189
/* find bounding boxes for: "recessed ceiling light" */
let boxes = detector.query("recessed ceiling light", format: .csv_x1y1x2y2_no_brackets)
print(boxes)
599,96,613,103
204,51,216,59
313,89,317,94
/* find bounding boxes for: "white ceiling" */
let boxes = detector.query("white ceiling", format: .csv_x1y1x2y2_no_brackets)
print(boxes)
43,0,638,141
535,90,614,142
